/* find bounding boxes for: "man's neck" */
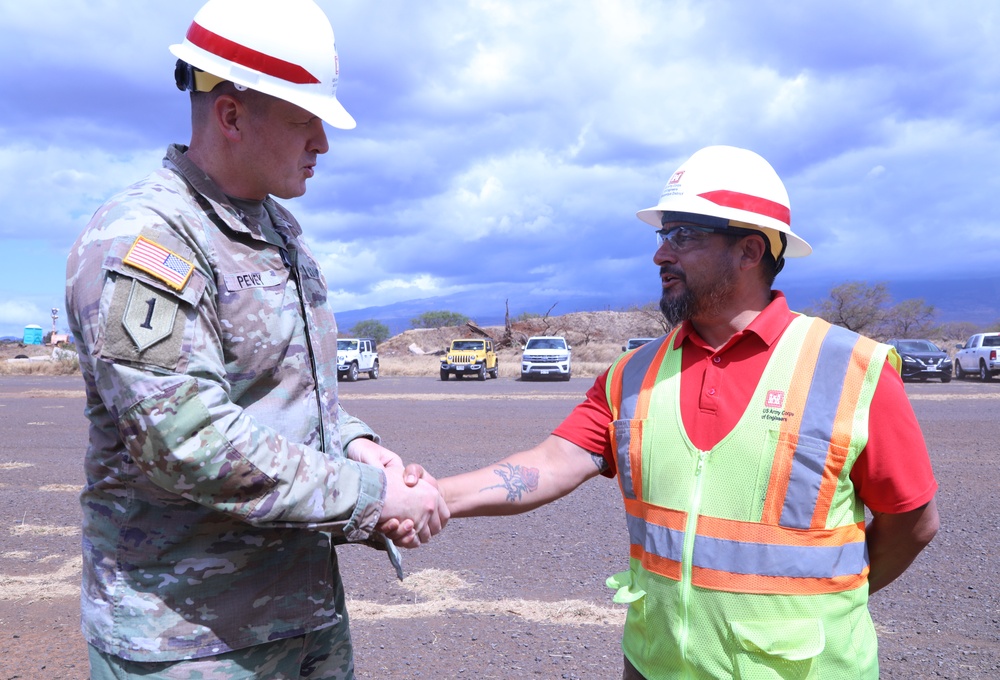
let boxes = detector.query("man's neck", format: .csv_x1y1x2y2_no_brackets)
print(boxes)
690,289,773,350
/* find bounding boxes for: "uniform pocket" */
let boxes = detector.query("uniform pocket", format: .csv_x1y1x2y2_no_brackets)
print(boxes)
729,619,824,679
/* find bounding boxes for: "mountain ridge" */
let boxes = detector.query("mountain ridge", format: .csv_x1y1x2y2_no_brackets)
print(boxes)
334,274,995,336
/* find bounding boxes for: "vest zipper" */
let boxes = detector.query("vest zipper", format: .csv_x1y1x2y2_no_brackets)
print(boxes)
678,449,708,675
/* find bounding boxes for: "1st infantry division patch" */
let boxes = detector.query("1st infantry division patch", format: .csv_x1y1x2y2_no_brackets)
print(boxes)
123,236,194,291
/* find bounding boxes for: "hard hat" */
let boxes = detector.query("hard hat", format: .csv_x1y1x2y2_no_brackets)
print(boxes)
169,0,355,130
637,145,811,263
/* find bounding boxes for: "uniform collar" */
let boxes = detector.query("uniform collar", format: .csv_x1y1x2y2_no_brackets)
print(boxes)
163,144,303,242
671,290,795,351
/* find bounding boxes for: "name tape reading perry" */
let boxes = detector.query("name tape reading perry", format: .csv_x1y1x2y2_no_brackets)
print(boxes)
123,236,194,290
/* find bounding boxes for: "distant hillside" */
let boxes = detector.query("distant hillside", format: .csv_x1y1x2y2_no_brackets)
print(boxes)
337,274,997,335
379,310,666,357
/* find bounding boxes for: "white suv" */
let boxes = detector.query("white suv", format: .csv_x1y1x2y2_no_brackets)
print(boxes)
337,337,379,382
520,336,571,381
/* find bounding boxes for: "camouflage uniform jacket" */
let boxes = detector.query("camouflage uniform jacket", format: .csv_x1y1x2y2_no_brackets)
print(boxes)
65,144,387,662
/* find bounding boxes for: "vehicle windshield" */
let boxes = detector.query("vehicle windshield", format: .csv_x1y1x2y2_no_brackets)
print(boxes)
452,340,484,351
984,336,1000,348
525,338,566,350
897,340,940,353
627,338,654,350
337,340,358,351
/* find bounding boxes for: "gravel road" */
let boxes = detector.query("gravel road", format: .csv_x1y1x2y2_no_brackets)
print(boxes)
0,375,996,679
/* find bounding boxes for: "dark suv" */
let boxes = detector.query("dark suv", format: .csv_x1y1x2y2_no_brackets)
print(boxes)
886,338,952,383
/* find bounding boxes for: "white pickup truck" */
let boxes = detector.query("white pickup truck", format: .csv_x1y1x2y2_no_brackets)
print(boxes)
954,332,1000,381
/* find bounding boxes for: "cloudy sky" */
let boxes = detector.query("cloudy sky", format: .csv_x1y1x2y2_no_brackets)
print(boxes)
2,0,998,338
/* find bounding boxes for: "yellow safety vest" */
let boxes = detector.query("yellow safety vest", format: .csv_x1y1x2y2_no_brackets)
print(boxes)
605,315,899,679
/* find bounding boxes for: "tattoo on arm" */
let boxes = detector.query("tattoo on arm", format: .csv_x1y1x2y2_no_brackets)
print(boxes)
591,453,610,473
481,463,540,503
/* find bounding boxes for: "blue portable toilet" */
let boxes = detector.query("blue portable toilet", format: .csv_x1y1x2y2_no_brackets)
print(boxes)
22,325,43,345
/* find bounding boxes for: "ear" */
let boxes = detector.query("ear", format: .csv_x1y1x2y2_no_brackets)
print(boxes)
737,233,768,272
213,94,245,142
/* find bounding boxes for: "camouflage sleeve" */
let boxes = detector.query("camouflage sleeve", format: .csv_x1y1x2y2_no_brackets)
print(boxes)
78,230,386,540
104,361,386,539
338,404,381,446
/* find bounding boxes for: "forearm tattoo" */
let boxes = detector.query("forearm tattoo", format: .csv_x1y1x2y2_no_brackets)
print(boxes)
482,463,540,503
591,453,610,473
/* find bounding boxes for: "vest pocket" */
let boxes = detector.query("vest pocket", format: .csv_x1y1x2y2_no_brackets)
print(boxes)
729,619,824,679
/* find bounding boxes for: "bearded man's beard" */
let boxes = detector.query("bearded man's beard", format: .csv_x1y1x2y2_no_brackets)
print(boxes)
659,288,695,327
658,257,738,327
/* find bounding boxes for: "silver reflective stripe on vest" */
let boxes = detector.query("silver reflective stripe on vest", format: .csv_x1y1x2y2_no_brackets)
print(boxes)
627,513,685,563
692,533,868,578
616,336,669,500
779,324,857,529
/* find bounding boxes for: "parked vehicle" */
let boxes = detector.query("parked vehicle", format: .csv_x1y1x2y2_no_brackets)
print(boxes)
886,338,952,383
954,332,1000,381
337,337,378,381
520,336,571,381
440,338,498,380
622,337,656,352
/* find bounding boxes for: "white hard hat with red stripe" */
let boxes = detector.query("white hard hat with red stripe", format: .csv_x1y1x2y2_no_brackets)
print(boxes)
637,145,811,264
169,0,355,130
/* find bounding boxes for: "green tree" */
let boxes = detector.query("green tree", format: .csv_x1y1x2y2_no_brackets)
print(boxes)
806,281,889,334
349,319,390,343
411,310,469,329
879,298,938,339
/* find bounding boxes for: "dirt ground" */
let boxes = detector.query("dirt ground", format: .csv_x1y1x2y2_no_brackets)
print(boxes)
1,374,997,679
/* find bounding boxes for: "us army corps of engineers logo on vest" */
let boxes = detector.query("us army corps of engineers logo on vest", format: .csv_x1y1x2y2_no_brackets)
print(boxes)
762,389,794,424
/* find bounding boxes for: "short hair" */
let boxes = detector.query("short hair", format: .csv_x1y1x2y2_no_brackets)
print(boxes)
722,231,780,287
190,82,273,126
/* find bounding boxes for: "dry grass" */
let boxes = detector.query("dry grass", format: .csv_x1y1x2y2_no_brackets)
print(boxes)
0,342,80,376
347,568,625,626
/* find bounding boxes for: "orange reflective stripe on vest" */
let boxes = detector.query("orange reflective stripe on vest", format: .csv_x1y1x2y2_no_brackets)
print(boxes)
624,497,869,594
765,323,880,530
609,332,675,501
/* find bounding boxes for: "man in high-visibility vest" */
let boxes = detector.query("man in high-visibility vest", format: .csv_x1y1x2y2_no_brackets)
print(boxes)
430,145,939,679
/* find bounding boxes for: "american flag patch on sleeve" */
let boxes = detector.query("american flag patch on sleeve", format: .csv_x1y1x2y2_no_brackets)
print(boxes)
123,236,195,290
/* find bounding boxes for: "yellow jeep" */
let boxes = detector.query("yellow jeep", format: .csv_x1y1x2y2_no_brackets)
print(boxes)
440,338,499,380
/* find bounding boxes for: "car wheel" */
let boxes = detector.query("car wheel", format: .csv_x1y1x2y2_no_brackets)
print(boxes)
980,361,992,382
440,369,449,381
490,361,499,379
345,362,359,382
941,373,952,383
369,360,379,380
477,364,487,381
562,371,572,381
956,362,965,379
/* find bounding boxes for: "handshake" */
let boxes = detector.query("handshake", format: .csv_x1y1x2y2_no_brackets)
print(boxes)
347,437,448,549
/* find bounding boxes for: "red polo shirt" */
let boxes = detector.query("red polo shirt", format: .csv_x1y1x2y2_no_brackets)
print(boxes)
553,292,937,514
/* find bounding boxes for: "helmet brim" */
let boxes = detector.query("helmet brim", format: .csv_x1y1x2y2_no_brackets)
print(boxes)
170,42,356,130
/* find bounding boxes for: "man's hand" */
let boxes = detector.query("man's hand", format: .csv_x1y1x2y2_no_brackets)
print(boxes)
345,437,404,472
346,439,448,547
380,468,449,548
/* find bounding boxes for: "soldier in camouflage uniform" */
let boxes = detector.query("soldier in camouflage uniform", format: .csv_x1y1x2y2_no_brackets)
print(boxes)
65,1,446,678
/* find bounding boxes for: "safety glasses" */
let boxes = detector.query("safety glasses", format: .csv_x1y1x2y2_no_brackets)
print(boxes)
655,223,761,252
